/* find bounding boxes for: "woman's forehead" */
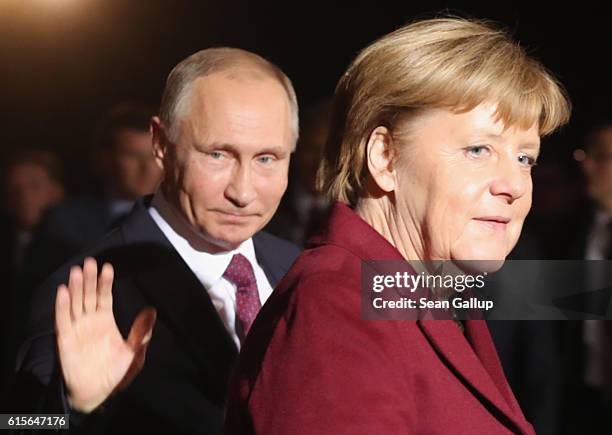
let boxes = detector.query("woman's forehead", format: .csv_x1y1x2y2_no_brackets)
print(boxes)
396,103,540,143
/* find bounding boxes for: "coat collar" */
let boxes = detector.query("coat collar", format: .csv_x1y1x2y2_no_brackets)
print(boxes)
314,202,533,434
252,231,294,287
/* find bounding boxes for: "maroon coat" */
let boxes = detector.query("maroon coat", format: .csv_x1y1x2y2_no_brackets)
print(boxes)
225,203,535,435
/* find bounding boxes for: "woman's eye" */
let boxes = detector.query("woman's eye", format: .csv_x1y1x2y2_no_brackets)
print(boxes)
518,154,537,167
466,145,490,158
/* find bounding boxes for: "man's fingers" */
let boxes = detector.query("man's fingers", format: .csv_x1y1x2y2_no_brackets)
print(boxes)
55,284,72,338
68,266,83,321
97,263,114,311
83,257,98,314
127,307,157,351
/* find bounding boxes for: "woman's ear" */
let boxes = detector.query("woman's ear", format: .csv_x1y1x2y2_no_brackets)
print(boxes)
366,126,397,193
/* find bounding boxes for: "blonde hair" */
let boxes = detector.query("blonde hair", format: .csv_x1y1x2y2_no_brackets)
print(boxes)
159,47,299,145
318,17,571,206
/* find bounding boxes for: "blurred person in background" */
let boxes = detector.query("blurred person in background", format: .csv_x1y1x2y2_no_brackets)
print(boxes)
0,150,65,400
573,120,612,259
24,103,162,290
266,98,332,246
562,119,612,435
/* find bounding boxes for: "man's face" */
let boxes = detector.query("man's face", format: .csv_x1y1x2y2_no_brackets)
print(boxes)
154,73,294,252
583,127,612,213
5,162,64,230
110,128,163,199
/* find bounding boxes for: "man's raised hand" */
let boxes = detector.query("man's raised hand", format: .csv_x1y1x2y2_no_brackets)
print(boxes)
55,257,156,413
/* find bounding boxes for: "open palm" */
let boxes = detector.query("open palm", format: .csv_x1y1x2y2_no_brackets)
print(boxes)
55,258,156,413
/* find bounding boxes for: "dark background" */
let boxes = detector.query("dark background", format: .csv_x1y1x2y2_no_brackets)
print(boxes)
0,0,609,189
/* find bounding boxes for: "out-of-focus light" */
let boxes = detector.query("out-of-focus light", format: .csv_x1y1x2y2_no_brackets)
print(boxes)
35,0,79,4
573,148,586,162
24,0,86,12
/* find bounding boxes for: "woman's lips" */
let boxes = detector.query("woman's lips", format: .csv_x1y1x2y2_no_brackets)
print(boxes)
473,217,510,231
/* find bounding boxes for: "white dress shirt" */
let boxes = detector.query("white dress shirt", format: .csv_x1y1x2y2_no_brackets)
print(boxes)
585,209,612,260
148,190,273,349
583,209,612,388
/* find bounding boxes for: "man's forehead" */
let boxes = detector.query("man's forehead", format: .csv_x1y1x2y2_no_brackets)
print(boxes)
173,76,292,150
192,68,278,93
184,73,283,121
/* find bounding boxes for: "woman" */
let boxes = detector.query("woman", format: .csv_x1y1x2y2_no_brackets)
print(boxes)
225,17,570,434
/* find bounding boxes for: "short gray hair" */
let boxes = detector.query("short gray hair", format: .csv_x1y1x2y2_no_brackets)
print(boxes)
159,47,299,145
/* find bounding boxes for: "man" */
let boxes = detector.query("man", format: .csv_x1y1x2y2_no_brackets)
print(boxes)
12,48,300,435
1,151,66,280
0,151,65,398
562,121,612,434
575,122,612,259
24,103,163,289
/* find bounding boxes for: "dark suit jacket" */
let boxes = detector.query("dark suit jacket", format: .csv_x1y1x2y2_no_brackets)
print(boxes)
0,219,21,400
22,196,120,295
11,197,299,435
225,203,534,435
560,203,612,434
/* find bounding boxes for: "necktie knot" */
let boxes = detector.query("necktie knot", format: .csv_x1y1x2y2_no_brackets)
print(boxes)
223,253,261,340
223,253,257,288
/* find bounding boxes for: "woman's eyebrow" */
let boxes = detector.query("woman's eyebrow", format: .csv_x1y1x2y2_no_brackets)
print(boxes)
470,131,540,148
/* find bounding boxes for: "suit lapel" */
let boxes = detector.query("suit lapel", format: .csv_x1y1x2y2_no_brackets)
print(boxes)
418,320,530,433
464,320,524,415
120,199,238,403
252,232,291,287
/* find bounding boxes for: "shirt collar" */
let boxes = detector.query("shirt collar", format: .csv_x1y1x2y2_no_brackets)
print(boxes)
148,189,258,289
108,199,135,217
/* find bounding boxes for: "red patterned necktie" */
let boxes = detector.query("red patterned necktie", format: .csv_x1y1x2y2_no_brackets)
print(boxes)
223,253,261,340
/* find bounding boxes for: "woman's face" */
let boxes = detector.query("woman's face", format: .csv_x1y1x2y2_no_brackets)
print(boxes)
393,103,540,263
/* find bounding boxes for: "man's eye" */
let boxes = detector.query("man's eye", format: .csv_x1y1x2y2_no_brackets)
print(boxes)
257,155,274,164
466,145,490,157
518,154,537,167
208,151,224,160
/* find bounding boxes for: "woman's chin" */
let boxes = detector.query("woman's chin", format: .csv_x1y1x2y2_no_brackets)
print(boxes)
451,246,508,273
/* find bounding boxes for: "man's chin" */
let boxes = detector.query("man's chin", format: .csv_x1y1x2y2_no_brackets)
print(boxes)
207,228,260,252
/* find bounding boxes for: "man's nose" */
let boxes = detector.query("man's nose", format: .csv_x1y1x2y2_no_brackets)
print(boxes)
224,163,257,207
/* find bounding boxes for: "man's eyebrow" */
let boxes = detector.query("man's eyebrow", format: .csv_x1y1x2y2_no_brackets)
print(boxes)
257,146,289,155
202,142,238,151
203,142,289,155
